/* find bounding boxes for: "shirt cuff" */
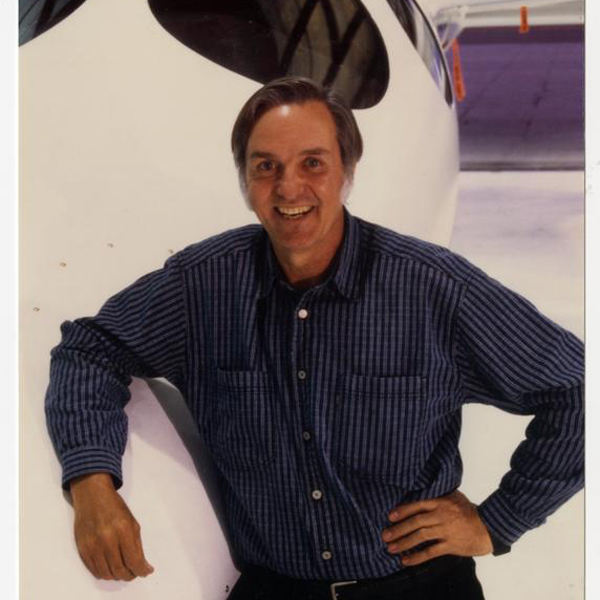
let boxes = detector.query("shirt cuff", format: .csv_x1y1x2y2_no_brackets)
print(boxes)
489,532,511,556
477,490,535,547
60,447,123,491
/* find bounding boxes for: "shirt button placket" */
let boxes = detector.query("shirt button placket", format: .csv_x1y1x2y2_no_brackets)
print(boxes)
296,306,308,381
296,300,327,565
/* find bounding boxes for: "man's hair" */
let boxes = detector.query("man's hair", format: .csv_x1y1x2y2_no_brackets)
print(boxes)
231,76,363,185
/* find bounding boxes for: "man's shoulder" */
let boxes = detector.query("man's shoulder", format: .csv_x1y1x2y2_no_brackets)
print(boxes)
357,217,474,285
172,224,264,270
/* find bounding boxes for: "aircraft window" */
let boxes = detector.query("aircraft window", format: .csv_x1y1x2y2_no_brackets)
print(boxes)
386,0,453,106
19,0,88,46
385,0,416,45
149,0,389,109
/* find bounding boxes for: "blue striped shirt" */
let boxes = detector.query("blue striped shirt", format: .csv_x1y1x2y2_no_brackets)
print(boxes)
46,210,584,580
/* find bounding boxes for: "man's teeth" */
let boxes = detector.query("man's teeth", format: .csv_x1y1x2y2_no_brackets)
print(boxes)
276,206,313,218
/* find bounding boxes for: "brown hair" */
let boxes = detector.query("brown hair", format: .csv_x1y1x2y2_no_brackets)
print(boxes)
231,76,363,183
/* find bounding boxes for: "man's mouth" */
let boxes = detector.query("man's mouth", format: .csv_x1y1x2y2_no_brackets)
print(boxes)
275,206,315,219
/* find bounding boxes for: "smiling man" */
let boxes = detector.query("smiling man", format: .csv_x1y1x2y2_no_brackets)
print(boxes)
46,77,584,600
243,100,348,287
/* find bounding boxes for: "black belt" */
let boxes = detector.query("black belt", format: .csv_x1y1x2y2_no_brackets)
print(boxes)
244,554,470,600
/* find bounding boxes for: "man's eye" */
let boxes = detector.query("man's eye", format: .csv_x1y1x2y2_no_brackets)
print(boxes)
305,157,322,168
257,161,274,172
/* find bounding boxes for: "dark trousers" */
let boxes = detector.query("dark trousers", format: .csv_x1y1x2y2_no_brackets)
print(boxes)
228,556,485,600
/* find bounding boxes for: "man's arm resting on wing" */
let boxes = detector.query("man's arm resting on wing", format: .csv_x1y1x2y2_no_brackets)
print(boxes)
46,255,187,580
70,473,154,581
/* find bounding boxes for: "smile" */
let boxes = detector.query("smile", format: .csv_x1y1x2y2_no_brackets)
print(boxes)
275,206,315,219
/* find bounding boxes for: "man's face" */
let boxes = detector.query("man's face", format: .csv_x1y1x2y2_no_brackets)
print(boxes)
244,101,348,258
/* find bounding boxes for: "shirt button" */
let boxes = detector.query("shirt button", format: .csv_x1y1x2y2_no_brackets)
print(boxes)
302,431,311,441
298,370,307,380
298,308,309,320
321,551,332,561
311,489,323,500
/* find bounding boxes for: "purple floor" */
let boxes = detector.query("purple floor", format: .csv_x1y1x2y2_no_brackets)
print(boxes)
452,25,584,170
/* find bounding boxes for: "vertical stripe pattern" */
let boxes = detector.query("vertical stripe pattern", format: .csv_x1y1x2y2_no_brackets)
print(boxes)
45,210,584,580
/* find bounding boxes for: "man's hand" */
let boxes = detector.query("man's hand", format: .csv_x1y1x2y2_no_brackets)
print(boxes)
70,473,155,581
381,490,493,566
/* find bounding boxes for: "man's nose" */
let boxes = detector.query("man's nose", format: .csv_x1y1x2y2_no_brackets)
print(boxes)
275,168,304,201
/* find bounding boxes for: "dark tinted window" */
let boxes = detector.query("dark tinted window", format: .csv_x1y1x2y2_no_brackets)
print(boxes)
149,0,389,109
386,0,415,45
19,0,87,46
387,0,453,105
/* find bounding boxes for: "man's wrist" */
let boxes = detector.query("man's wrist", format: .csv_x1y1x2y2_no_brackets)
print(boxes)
69,472,117,504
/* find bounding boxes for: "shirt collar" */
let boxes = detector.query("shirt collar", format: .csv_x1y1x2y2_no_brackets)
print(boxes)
257,208,362,300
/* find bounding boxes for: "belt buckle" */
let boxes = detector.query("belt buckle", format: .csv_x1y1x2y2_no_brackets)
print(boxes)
330,579,358,599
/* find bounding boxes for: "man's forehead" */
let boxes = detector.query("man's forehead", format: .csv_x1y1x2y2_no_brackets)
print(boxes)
246,101,337,153
260,99,330,119
273,104,292,117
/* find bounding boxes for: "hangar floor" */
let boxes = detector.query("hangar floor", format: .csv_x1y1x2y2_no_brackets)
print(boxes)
455,25,584,171
451,170,584,338
450,23,584,337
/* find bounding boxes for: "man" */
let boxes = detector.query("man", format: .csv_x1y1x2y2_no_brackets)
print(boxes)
46,77,584,599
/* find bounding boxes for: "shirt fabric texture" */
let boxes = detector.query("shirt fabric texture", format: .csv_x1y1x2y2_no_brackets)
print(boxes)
45,210,584,581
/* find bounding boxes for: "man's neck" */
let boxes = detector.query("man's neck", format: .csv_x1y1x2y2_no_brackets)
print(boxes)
273,247,338,290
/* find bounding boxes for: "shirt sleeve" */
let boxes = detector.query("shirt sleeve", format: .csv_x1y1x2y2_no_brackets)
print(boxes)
45,254,188,490
454,263,584,547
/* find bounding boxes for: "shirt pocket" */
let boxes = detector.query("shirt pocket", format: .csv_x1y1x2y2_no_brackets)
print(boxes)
332,374,427,488
208,369,276,472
